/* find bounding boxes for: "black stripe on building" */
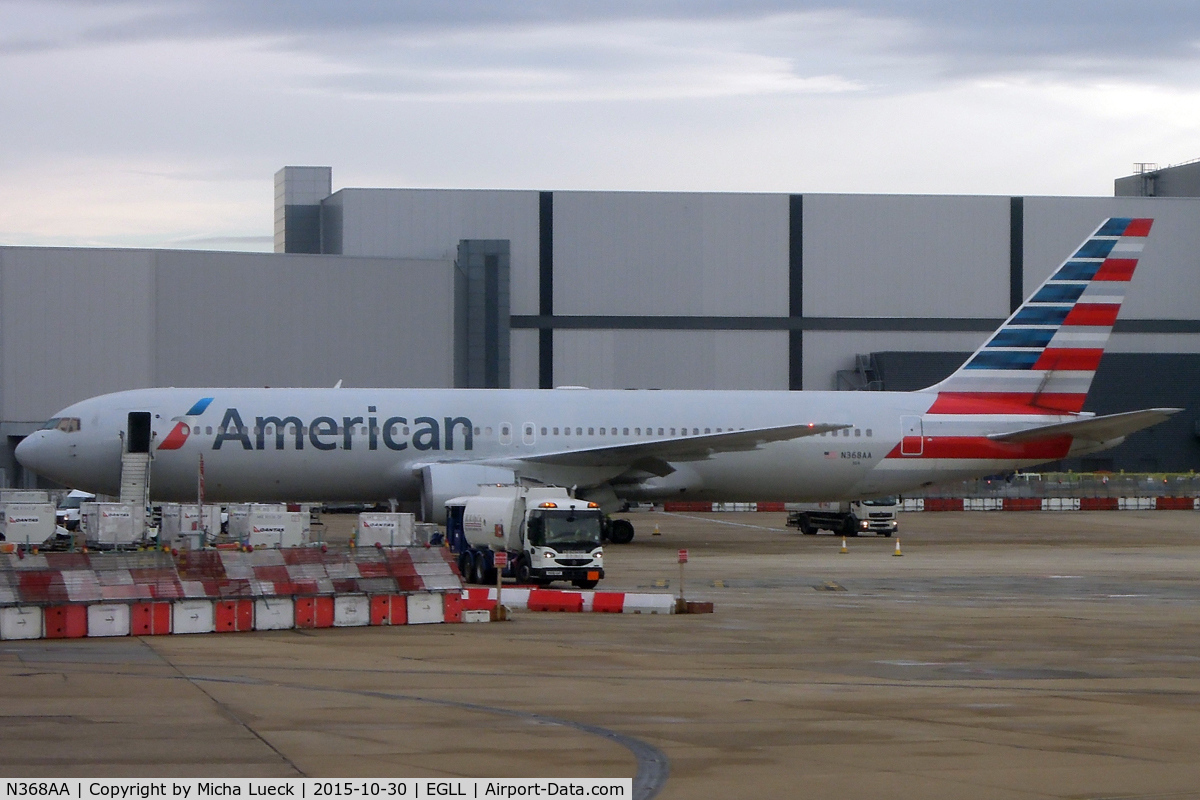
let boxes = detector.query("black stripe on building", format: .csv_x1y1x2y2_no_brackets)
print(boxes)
539,191,554,389
789,194,803,390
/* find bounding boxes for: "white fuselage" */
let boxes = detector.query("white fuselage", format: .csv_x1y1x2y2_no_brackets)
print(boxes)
15,386,1082,504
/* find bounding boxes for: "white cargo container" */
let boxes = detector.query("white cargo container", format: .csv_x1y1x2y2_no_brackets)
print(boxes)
83,503,143,546
0,502,56,545
228,504,288,540
246,511,306,549
356,512,414,547
159,504,221,544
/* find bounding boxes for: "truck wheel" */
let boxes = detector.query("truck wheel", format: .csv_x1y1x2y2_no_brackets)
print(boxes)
609,519,635,544
574,579,599,590
457,552,473,581
882,530,893,538
842,516,860,537
797,514,815,535
470,552,487,585
515,558,532,584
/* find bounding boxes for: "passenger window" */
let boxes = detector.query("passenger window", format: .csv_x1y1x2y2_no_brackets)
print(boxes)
541,427,547,436
576,427,582,435
205,426,212,435
474,427,480,435
564,427,570,435
193,426,200,435
599,427,605,435
553,427,559,435
403,426,410,435
634,428,640,435
866,429,872,437
705,428,711,434
588,427,594,436
855,429,861,437
624,428,630,435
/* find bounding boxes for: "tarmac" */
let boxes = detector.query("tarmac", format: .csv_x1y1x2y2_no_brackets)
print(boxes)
3,510,1200,800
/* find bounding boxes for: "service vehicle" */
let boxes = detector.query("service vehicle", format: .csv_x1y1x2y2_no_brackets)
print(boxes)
787,497,898,537
445,486,604,588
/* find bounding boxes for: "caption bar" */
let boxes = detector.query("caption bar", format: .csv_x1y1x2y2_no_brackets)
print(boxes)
0,781,631,800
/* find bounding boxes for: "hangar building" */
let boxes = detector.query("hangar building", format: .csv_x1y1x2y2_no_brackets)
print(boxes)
0,165,1197,487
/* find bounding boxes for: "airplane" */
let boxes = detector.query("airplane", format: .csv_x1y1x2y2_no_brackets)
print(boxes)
15,217,1179,542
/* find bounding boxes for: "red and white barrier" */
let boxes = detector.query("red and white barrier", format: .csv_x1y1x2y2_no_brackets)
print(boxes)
902,497,1199,512
461,587,676,614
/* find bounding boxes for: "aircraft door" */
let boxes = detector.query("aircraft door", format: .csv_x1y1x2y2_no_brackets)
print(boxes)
521,423,536,446
127,412,152,454
900,415,924,456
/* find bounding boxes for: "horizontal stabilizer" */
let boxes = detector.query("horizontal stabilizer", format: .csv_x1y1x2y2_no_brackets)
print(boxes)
988,408,1181,444
516,422,850,468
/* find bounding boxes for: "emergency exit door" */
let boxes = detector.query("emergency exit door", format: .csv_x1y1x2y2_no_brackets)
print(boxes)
900,415,924,456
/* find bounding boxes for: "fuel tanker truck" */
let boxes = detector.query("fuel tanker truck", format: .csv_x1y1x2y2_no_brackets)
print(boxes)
445,486,605,589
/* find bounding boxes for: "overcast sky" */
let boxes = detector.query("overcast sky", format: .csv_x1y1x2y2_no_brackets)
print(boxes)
2,1,1199,250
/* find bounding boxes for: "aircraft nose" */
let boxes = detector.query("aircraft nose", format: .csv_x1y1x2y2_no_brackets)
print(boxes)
15,432,61,479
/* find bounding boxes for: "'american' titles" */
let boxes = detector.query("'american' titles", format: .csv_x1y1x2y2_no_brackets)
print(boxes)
212,407,473,452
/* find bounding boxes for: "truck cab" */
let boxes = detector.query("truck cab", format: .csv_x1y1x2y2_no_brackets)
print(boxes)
446,486,605,589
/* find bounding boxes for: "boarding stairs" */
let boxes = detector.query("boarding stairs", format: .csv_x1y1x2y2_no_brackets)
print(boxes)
118,451,151,509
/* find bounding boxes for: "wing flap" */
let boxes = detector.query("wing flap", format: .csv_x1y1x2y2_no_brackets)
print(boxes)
988,408,1181,444
514,422,850,468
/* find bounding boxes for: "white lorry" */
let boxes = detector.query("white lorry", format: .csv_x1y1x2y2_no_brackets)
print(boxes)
445,486,605,589
787,497,899,537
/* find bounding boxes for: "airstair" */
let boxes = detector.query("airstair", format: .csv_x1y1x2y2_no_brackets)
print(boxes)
118,451,151,509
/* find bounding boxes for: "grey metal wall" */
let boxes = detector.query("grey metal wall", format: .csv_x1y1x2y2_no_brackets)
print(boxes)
0,247,454,423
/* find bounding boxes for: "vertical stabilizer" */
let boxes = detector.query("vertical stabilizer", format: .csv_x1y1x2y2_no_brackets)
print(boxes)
926,217,1153,414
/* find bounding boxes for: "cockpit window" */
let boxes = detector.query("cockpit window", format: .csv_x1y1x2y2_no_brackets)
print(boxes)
40,417,81,433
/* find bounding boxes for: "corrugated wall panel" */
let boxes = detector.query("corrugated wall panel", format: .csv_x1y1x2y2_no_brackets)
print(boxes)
1,248,155,421
336,189,541,316
1023,196,1200,320
553,330,787,390
153,252,454,389
552,192,789,317
803,194,1009,319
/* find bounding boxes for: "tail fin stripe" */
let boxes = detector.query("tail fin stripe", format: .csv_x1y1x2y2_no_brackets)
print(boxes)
1074,239,1118,259
1033,349,1104,371
987,328,1057,348
1032,284,1087,303
1055,261,1103,281
1094,259,1137,281
1063,304,1120,327
966,351,1041,370
1012,306,1072,326
1096,217,1135,236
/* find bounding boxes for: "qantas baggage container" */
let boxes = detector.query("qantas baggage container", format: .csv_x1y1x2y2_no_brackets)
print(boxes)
254,598,294,631
333,594,370,627
0,606,43,639
1,503,56,546
87,604,131,637
172,600,215,634
356,513,414,547
406,592,445,625
246,511,306,549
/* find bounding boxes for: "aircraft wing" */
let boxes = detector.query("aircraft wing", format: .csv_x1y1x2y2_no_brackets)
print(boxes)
988,408,1182,444
512,422,850,468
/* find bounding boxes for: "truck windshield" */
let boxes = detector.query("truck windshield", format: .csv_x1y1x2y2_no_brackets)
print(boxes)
528,510,602,551
862,496,898,506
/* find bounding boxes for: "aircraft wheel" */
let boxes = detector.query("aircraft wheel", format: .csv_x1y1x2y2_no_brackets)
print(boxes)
609,519,635,544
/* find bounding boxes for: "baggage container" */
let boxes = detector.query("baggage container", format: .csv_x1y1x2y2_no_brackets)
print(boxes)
172,599,215,634
253,598,294,631
406,592,444,625
333,594,370,627
159,504,221,544
87,603,131,637
0,606,43,640
1,503,56,546
246,511,306,549
0,490,49,504
84,503,143,546
356,513,414,548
